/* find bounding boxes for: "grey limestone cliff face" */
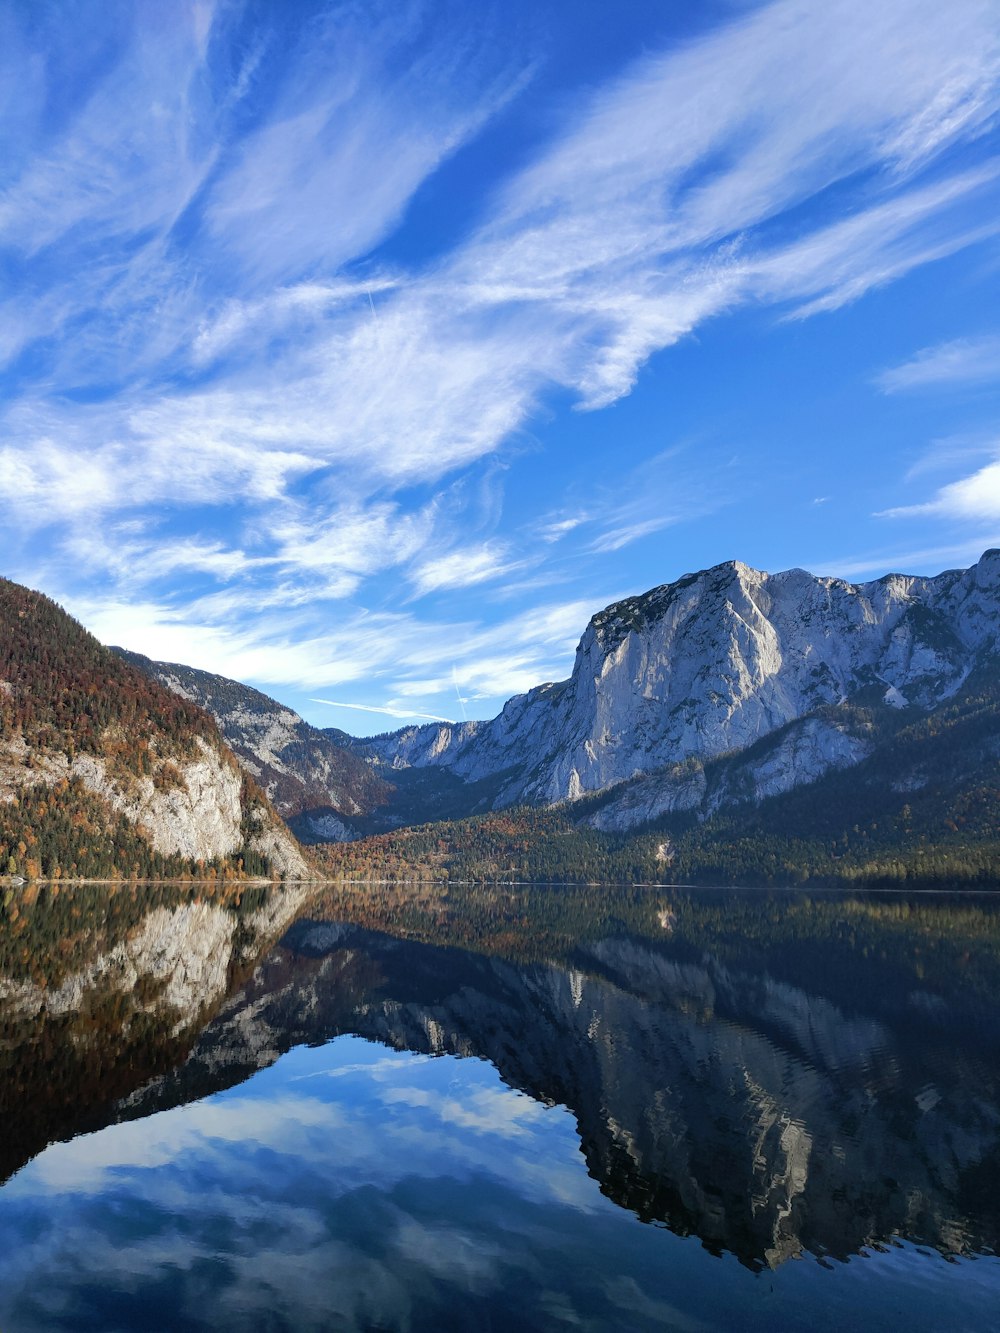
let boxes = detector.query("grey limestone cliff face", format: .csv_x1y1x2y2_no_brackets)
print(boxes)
0,730,309,874
353,551,1000,828
116,650,390,826
0,734,308,876
71,741,245,862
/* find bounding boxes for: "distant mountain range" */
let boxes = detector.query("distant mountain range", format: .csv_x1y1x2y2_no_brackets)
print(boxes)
120,553,1000,875
353,549,1000,829
5,552,1000,885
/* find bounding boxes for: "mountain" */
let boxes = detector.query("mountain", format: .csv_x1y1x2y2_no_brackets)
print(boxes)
114,650,393,840
0,579,307,879
349,550,1000,832
116,552,1000,873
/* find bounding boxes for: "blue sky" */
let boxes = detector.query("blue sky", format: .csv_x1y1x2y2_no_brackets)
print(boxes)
3,0,1000,733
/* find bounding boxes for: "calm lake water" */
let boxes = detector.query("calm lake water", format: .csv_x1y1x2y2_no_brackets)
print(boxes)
1,882,1000,1331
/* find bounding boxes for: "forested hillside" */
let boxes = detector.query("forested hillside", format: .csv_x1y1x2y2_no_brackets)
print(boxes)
0,579,306,881
314,668,1000,887
1,581,216,766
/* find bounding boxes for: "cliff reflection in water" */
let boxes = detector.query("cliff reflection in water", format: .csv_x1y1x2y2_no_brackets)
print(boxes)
3,881,1000,1272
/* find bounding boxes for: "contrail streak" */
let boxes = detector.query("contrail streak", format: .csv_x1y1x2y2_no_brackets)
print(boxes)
310,697,452,723
451,666,467,721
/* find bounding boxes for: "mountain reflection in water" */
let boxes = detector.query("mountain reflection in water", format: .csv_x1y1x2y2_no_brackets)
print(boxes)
1,882,1000,1330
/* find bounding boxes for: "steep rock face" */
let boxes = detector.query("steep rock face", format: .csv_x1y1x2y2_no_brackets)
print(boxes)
585,714,873,831
0,734,312,872
69,741,244,862
0,578,308,877
353,551,1000,827
116,651,391,826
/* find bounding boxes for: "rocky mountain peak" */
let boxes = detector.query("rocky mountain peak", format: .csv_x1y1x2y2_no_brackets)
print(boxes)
102,551,1000,843
348,550,1000,832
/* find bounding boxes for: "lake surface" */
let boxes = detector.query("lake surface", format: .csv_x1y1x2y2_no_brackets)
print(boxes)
1,881,1000,1330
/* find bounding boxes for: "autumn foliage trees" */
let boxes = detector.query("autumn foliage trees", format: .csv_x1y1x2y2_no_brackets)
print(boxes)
0,579,287,881
0,579,218,766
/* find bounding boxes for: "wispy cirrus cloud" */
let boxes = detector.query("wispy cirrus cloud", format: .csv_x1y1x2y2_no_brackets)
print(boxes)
531,448,733,557
437,0,1000,408
4,0,1000,725
310,698,453,723
61,580,603,719
409,543,526,596
201,4,531,290
877,334,1000,392
814,536,1000,580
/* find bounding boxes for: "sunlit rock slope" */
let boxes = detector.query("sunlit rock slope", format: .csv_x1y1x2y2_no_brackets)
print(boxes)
116,650,392,837
351,550,1000,830
117,551,1000,838
0,579,307,878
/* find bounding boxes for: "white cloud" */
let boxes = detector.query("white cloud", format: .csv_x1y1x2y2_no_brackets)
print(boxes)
566,447,732,555
310,698,453,723
537,513,591,543
589,517,677,555
877,334,1000,392
62,531,274,587
380,1082,548,1138
190,277,400,368
753,163,1000,318
409,543,524,596
268,502,434,582
201,3,531,289
55,578,604,719
903,433,1000,482
9,0,998,494
434,0,1000,407
0,402,320,528
0,7,215,254
20,1094,343,1194
880,456,1000,520
4,0,1000,719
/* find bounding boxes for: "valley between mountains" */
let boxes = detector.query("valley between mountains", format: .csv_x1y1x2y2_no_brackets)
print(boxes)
4,551,1000,888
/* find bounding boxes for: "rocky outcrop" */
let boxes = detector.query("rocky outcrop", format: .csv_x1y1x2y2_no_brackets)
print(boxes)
0,735,309,876
585,714,872,831
70,741,244,862
0,576,308,877
350,551,1000,829
116,650,391,828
